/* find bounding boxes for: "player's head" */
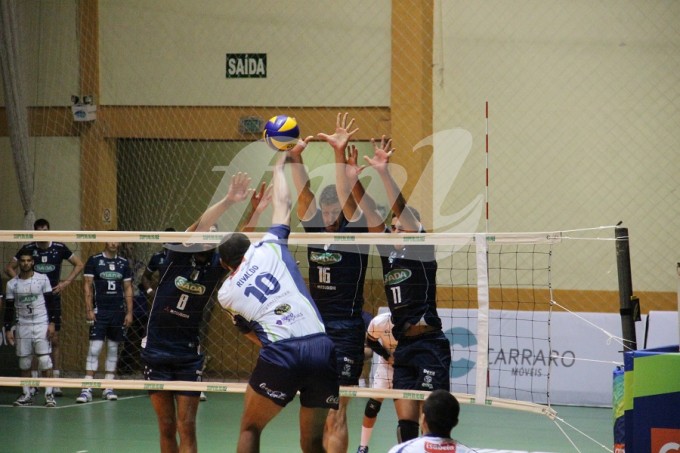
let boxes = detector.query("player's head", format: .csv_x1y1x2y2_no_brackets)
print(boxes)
319,184,344,232
16,248,35,273
422,390,460,437
33,218,50,230
105,242,119,255
218,232,251,271
390,206,421,233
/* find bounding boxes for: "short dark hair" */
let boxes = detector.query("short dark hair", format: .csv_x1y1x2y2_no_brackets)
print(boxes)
17,248,34,260
319,185,339,206
423,390,460,436
33,218,50,230
218,233,251,269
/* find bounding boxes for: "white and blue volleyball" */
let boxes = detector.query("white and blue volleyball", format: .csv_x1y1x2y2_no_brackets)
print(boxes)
263,115,300,151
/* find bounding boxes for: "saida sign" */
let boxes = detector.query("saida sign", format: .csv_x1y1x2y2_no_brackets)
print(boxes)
226,53,266,78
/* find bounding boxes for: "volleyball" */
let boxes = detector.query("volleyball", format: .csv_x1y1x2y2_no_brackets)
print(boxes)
263,115,300,151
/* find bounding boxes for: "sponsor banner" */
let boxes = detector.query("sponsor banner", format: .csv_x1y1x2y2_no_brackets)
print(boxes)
374,309,678,406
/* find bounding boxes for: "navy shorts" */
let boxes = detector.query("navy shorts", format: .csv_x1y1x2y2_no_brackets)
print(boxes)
249,333,339,409
393,331,451,392
89,310,126,342
324,318,366,385
142,347,204,397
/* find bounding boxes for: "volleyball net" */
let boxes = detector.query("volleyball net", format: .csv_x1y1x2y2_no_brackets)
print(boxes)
0,226,623,420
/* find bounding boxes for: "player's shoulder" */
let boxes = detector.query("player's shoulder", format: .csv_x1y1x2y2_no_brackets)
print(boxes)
49,241,70,251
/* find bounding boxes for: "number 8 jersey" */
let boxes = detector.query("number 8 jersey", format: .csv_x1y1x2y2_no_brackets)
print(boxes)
218,225,326,345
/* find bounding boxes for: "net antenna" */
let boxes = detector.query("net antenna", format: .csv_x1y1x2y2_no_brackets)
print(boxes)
615,224,639,354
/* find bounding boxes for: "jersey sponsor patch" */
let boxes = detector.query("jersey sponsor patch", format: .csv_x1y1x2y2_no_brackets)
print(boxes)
174,276,206,295
424,440,457,452
309,251,342,265
384,269,412,285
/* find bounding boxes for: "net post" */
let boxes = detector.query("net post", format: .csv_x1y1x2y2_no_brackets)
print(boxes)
615,226,639,352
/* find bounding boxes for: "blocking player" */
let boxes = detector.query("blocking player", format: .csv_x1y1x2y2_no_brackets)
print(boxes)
4,248,57,407
76,240,134,403
217,153,339,453
142,172,263,453
341,138,452,443
288,112,370,453
4,218,84,396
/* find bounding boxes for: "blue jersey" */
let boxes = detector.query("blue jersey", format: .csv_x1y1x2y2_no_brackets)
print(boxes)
302,210,369,320
143,249,226,356
15,242,74,287
84,253,133,312
146,249,169,274
218,224,326,346
376,227,441,341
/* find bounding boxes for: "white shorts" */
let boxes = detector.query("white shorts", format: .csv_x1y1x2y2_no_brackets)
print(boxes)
15,323,51,357
371,362,393,390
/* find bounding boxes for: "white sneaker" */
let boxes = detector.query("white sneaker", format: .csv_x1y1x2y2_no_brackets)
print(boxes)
102,389,118,401
13,393,34,407
53,387,63,397
44,393,57,408
199,392,207,402
76,389,92,403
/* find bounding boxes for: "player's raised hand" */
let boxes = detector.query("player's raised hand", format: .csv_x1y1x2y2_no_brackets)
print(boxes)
226,172,254,203
364,135,394,173
318,112,359,152
250,181,273,215
288,135,314,159
343,144,365,182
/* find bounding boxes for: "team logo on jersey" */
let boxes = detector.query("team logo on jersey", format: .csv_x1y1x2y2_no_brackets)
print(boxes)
34,263,56,273
384,269,412,286
18,294,39,304
274,304,291,315
175,276,206,295
309,251,342,266
100,271,123,280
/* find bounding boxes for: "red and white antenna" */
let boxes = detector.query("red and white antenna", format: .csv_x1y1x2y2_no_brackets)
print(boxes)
485,101,490,233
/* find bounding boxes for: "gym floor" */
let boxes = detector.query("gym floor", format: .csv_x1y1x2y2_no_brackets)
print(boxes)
0,387,613,452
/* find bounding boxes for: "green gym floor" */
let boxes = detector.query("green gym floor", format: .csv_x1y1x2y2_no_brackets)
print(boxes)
0,387,613,452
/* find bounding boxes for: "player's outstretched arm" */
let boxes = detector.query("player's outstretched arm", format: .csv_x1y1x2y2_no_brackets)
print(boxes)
365,136,419,232
189,172,253,233
287,136,316,221
344,145,385,233
271,153,292,227
240,181,273,232
319,112,361,221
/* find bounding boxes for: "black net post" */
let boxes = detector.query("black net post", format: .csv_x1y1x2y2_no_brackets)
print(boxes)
615,226,639,352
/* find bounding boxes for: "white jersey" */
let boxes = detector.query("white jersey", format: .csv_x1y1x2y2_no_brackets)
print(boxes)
368,311,398,366
218,226,326,345
5,272,52,326
387,435,473,453
368,311,398,389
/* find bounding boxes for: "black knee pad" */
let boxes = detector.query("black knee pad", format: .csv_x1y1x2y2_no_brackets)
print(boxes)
397,419,420,442
364,398,383,418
